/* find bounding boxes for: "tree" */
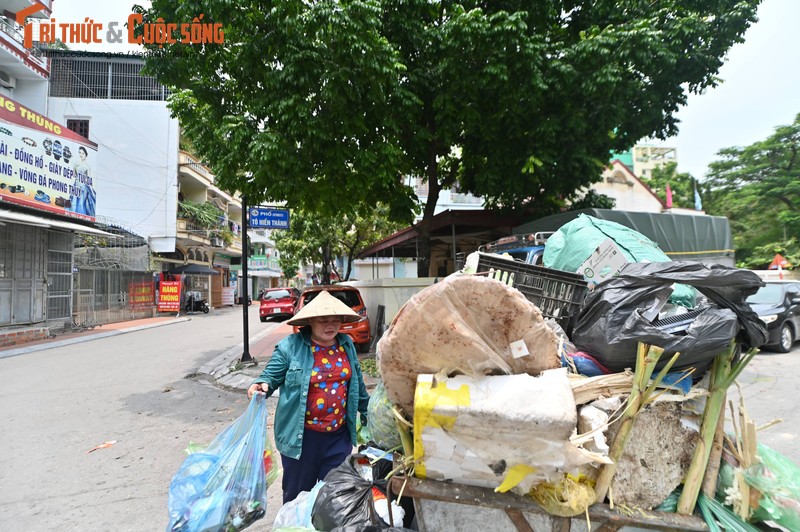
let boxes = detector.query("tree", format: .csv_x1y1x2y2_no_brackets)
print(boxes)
568,189,616,211
704,113,800,268
642,162,697,209
273,205,403,284
137,0,760,276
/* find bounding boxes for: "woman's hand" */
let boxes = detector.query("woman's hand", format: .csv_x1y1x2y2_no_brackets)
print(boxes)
247,382,269,399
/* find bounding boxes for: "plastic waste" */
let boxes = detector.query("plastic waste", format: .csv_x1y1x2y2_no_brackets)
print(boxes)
311,455,389,530
272,481,325,530
166,394,269,532
571,262,767,374
367,381,402,451
743,443,800,530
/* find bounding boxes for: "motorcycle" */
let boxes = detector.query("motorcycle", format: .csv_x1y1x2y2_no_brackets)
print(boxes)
184,291,210,314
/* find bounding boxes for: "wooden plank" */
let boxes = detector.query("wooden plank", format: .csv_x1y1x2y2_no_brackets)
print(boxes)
392,476,708,532
505,509,535,532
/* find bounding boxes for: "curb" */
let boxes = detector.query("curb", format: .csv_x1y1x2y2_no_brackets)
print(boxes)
196,322,282,390
0,317,192,360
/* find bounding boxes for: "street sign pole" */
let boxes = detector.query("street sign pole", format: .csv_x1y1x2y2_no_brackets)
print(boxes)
241,194,254,364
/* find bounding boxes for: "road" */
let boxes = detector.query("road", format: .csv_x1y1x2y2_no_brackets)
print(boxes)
728,344,800,461
0,308,798,531
0,306,285,531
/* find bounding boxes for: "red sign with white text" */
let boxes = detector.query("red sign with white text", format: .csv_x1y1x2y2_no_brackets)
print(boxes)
157,281,182,313
129,282,155,310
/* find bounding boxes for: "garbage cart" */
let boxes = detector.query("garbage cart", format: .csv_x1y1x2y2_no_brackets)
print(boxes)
389,476,708,532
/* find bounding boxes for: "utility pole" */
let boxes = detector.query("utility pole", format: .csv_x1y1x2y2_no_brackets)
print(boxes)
241,194,253,364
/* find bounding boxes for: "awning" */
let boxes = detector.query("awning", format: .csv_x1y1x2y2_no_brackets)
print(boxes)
0,209,118,237
358,209,531,258
241,270,282,278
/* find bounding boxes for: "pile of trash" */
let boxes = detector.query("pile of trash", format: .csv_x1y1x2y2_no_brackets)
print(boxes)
267,215,800,531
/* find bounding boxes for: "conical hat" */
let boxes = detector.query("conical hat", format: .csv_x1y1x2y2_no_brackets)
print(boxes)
287,290,360,326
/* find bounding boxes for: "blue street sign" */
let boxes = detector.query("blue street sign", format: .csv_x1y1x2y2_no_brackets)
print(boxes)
249,207,290,229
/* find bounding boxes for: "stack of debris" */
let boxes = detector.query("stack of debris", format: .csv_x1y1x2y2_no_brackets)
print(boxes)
357,217,799,531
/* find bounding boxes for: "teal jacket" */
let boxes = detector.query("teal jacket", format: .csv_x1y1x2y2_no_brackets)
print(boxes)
252,328,370,459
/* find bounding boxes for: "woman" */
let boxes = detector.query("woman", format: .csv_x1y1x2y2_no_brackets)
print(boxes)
247,290,370,503
70,146,96,216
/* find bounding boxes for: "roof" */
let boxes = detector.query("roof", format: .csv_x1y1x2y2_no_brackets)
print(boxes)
357,209,531,259
606,159,666,208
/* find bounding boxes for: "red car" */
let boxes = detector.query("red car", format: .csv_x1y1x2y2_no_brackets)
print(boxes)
259,287,301,322
293,286,372,352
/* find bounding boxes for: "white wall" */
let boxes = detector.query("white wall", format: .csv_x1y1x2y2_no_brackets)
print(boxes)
342,277,438,333
10,78,49,114
48,98,179,250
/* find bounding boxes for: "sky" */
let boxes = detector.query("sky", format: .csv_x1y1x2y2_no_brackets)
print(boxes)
50,0,800,180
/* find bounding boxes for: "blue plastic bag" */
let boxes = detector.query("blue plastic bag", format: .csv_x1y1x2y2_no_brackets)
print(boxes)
166,394,269,532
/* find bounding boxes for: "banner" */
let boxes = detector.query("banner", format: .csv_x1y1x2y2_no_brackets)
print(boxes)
222,286,235,306
129,282,155,310
0,95,99,221
157,281,182,313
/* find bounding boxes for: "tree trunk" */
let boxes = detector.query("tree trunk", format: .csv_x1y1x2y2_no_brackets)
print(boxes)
343,248,354,281
416,158,442,278
321,244,331,285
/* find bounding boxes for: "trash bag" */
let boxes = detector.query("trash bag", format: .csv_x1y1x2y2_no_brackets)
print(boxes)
367,381,402,451
743,443,800,530
571,262,767,374
263,429,281,488
543,214,697,307
311,455,391,531
166,394,269,532
272,481,325,531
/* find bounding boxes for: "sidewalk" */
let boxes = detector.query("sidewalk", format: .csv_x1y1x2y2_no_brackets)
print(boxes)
0,316,191,360
0,314,380,392
197,319,380,394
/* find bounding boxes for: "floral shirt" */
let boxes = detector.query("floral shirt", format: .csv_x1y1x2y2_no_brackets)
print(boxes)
305,341,352,432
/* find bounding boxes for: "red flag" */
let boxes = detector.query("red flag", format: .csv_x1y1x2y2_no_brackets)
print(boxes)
665,183,673,208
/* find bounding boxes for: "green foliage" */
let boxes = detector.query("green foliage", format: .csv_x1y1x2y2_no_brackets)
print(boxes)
279,258,300,281
704,113,800,268
359,357,380,378
273,204,402,282
569,189,616,211
178,199,226,228
642,162,698,209
138,1,760,273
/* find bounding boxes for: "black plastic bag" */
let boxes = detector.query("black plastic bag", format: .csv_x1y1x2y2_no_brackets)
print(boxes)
312,455,389,531
571,262,768,374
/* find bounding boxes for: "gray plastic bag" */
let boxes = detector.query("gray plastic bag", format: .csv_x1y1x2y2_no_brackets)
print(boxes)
571,261,768,374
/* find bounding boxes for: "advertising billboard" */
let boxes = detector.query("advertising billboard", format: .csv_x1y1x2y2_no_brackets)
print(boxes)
0,95,99,222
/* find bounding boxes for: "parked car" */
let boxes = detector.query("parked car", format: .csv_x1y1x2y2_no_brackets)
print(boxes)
746,280,800,353
259,287,300,322
293,285,372,352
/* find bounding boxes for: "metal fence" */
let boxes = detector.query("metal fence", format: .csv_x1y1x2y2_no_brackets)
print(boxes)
72,269,156,326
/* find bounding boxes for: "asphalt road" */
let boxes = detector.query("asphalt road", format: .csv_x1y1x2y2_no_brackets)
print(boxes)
728,343,800,462
0,308,798,531
0,306,284,531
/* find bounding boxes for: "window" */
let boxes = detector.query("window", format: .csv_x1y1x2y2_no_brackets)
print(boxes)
48,56,169,101
67,119,89,140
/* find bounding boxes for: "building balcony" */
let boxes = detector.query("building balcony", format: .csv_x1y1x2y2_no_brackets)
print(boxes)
176,217,212,246
0,17,49,77
176,217,243,257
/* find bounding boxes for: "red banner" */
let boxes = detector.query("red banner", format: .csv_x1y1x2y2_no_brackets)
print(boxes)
157,281,182,313
129,282,155,310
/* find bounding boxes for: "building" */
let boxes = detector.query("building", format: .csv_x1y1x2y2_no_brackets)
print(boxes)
0,0,131,338
0,14,248,339
591,159,665,213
